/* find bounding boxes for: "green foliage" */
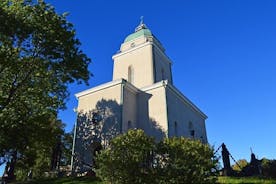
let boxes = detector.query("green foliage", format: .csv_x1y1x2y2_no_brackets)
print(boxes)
218,176,276,184
9,176,276,184
96,129,218,184
15,119,65,181
232,159,248,172
0,0,90,179
60,131,74,166
15,148,52,181
11,176,102,184
15,121,74,181
262,158,276,178
96,129,156,184
156,137,218,184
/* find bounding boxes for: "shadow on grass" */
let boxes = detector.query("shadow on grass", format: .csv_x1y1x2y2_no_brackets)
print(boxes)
12,177,102,184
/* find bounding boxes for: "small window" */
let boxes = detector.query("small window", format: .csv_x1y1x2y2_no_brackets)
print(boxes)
128,120,132,129
188,121,195,138
161,68,165,80
128,66,134,83
190,130,195,138
174,121,178,136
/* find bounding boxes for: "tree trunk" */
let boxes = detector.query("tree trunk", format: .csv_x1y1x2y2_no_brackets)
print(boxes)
7,151,17,182
50,141,62,171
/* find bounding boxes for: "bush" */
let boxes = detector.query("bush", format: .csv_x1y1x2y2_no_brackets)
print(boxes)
96,129,156,184
156,137,218,184
96,129,218,184
262,158,276,178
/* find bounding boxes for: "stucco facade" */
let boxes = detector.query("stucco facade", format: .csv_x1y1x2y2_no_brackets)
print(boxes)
72,22,208,173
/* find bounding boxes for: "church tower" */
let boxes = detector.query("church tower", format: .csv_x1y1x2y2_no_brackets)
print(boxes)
112,20,173,88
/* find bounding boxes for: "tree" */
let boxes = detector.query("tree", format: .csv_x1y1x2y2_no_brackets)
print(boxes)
0,0,91,180
59,131,73,166
156,137,218,184
12,117,60,180
14,119,73,181
96,129,156,184
14,120,75,181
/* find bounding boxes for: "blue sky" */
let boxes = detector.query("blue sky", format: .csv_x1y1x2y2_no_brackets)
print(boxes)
1,0,276,175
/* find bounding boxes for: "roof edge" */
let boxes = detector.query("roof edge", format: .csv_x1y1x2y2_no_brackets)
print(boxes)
166,82,208,119
75,79,124,98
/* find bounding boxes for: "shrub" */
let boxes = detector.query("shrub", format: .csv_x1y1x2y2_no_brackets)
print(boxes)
96,129,156,184
156,137,218,184
262,158,276,178
96,130,218,184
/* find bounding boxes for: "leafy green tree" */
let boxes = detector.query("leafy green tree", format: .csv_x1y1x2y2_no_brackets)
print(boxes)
60,131,73,166
232,159,248,172
96,129,156,184
0,0,91,180
14,120,74,181
15,118,65,180
156,137,218,184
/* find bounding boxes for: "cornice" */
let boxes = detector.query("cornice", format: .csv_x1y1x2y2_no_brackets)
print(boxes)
75,79,124,98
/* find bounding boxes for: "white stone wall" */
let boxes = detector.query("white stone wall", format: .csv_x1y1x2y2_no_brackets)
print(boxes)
122,84,138,132
165,85,208,143
77,82,123,112
153,46,173,84
74,81,124,173
140,83,168,141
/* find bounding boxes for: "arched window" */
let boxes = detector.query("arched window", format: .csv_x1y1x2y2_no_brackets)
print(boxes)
189,121,195,138
161,68,165,80
128,66,134,84
128,120,132,130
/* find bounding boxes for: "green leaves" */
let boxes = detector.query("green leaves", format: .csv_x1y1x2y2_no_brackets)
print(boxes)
156,137,218,184
96,129,156,184
96,129,218,184
0,0,91,179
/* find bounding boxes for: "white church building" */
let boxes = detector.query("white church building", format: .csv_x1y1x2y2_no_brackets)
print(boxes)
73,21,208,172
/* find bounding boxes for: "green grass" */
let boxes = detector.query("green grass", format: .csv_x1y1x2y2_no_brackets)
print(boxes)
10,176,276,184
12,177,103,184
218,176,276,184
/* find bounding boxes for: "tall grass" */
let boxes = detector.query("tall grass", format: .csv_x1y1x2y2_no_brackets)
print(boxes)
218,176,276,184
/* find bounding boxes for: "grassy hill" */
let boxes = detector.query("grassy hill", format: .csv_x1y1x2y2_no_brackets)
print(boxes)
11,177,101,184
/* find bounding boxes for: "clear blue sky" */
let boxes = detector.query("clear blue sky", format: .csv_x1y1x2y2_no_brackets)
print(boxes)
2,0,276,175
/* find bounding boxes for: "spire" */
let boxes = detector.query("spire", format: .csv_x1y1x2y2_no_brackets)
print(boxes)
135,16,147,32
140,16,144,25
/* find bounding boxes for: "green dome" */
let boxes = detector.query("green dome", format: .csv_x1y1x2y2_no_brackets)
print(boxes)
124,24,152,43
